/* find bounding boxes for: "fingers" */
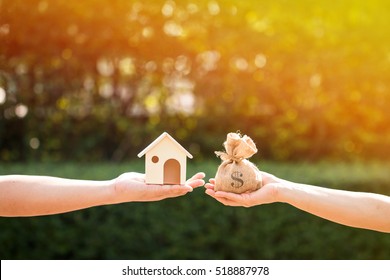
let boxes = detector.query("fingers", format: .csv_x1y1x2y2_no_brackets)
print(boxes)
151,175,205,199
186,172,206,189
214,198,242,207
187,172,205,182
204,183,214,189
163,184,193,192
186,179,205,189
214,190,243,201
205,189,242,207
204,178,215,190
157,184,193,199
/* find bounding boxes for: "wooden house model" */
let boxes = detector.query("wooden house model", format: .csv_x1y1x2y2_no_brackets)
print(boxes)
137,132,193,185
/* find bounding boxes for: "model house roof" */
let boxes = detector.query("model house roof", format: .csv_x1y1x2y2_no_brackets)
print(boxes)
137,132,193,159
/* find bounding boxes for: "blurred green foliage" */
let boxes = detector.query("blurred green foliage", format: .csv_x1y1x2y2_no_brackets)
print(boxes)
2,1,390,260
1,160,390,259
2,0,390,161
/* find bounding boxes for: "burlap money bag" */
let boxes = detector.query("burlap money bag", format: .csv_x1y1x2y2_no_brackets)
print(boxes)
214,132,262,194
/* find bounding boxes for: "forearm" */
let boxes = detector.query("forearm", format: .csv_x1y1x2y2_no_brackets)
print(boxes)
0,175,114,217
277,182,390,233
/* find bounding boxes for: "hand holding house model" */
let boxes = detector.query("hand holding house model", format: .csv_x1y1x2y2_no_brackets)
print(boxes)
138,132,193,185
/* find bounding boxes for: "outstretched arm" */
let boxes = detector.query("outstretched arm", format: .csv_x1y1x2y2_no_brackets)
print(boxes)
0,172,205,217
205,172,390,233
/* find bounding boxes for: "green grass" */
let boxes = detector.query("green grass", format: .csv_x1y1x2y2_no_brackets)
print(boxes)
1,160,390,260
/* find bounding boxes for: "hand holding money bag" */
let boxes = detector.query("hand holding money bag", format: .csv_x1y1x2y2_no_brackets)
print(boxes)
214,132,262,194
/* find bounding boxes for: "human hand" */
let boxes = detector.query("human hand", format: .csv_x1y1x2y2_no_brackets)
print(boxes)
205,171,282,207
111,172,205,203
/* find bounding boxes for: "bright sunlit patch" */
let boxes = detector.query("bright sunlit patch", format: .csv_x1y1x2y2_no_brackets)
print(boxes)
167,91,195,115
0,87,6,104
208,1,220,16
142,26,154,38
163,20,184,37
99,83,114,98
97,58,114,76
196,50,220,72
144,89,161,115
165,77,195,115
145,61,157,72
187,3,199,14
254,19,271,34
162,57,175,74
254,54,267,68
231,57,249,71
119,57,135,76
162,0,175,17
29,138,40,150
175,55,191,74
309,73,322,88
15,104,28,118
229,5,238,15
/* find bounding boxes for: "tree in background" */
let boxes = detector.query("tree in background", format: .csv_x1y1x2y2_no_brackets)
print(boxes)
1,0,390,161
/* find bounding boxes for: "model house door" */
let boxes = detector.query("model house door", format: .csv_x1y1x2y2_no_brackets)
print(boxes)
163,159,180,184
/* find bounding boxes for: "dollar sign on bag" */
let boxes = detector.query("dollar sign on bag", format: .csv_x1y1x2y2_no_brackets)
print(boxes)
231,171,244,188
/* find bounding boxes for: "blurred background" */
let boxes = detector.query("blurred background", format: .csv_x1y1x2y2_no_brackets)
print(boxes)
1,0,390,259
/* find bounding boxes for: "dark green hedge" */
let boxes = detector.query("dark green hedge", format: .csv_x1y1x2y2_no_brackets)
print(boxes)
1,161,390,259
